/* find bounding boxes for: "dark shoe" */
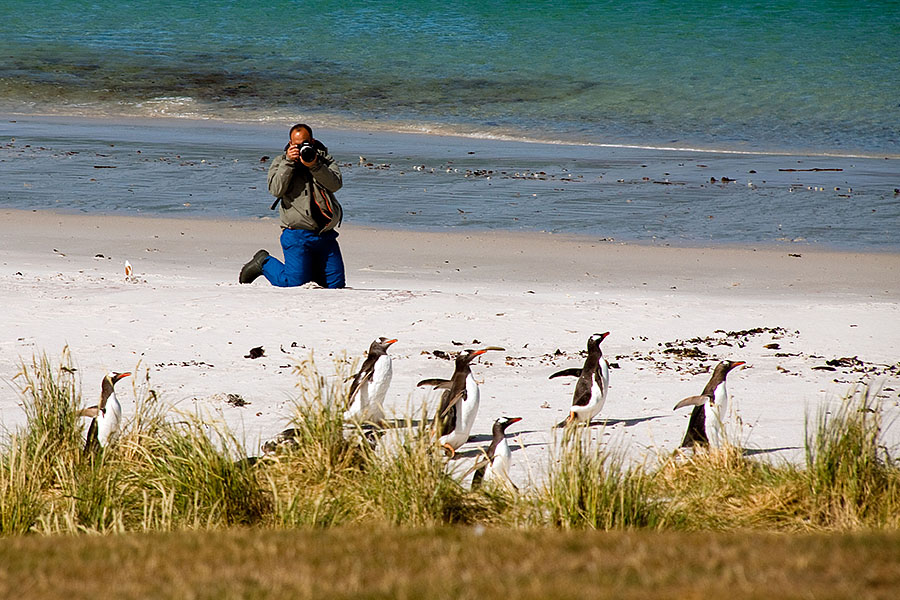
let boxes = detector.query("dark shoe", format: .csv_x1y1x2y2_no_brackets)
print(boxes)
239,249,269,284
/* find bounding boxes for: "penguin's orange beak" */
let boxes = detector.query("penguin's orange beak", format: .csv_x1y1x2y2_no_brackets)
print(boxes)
386,339,398,345
113,372,131,382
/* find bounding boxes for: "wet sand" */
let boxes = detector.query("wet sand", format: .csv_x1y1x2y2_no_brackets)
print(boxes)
3,114,899,249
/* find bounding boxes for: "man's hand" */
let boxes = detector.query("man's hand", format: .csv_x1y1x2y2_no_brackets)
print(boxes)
287,143,318,167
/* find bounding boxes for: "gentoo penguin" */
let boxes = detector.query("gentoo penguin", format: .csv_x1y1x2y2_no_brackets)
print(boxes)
418,346,504,457
344,337,397,423
549,332,611,426
261,427,300,455
674,360,746,447
78,371,131,453
471,416,522,489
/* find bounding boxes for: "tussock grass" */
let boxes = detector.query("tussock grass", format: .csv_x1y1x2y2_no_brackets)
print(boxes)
13,347,83,460
804,385,900,528
0,434,49,535
653,443,805,530
1,348,899,539
132,416,271,529
265,354,496,527
356,414,497,526
528,427,660,529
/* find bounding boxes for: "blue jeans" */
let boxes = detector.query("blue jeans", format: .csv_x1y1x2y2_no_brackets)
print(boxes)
261,228,346,288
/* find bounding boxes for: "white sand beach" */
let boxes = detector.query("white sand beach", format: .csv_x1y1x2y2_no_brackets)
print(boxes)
1,208,898,483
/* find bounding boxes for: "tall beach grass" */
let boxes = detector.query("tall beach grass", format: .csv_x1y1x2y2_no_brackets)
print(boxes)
0,349,898,536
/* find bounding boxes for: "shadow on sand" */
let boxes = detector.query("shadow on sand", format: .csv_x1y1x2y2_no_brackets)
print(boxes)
741,446,802,457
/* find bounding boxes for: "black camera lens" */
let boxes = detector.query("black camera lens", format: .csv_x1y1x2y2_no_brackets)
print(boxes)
298,143,317,162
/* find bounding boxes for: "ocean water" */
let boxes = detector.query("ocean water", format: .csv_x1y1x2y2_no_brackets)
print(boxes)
1,1,899,249
1,0,898,156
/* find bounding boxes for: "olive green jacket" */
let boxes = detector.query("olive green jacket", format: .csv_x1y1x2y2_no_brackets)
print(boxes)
267,148,343,233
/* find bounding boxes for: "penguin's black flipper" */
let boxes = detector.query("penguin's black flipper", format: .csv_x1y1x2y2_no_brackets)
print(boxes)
463,453,491,487
674,394,711,410
347,369,373,402
417,378,451,389
348,350,382,400
83,418,100,455
680,404,709,447
471,463,487,488
439,390,467,418
549,368,582,379
77,405,100,418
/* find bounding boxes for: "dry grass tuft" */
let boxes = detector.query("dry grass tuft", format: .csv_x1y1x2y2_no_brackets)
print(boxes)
1,348,899,539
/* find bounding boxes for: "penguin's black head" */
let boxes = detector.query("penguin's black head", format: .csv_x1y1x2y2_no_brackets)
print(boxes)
458,348,487,366
457,346,504,365
494,416,522,434
721,360,746,373
588,332,610,349
372,337,398,353
103,371,131,388
101,371,131,400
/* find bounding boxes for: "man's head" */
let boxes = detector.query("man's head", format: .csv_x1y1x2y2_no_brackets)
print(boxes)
289,123,313,146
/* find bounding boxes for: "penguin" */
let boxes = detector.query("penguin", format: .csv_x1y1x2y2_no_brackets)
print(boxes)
471,416,522,489
549,332,610,426
78,371,131,453
674,360,746,447
344,337,397,423
417,346,504,457
261,427,300,455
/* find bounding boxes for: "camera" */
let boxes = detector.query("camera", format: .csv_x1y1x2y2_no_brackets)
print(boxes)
297,142,317,162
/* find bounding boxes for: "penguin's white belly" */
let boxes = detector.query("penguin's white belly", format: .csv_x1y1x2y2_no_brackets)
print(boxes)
345,357,392,422
366,357,392,420
485,440,511,482
440,428,468,452
709,381,728,442
344,393,364,420
458,380,480,441
441,377,480,451
572,359,609,422
97,396,122,447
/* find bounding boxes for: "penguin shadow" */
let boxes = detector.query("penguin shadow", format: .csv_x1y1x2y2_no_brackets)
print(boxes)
740,446,801,457
465,428,541,444
455,429,545,459
595,415,664,428
374,417,428,430
557,415,664,428
452,447,488,460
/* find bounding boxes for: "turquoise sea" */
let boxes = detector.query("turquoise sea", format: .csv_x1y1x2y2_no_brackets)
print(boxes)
1,1,898,248
2,0,898,155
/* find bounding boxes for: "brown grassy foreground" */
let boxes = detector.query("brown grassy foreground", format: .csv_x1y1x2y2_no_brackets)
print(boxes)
2,527,899,599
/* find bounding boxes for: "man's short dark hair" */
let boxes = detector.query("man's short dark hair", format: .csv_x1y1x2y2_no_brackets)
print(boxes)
290,123,313,138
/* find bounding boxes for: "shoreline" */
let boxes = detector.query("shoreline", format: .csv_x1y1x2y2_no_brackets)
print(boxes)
2,209,899,479
3,114,900,252
6,111,899,160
